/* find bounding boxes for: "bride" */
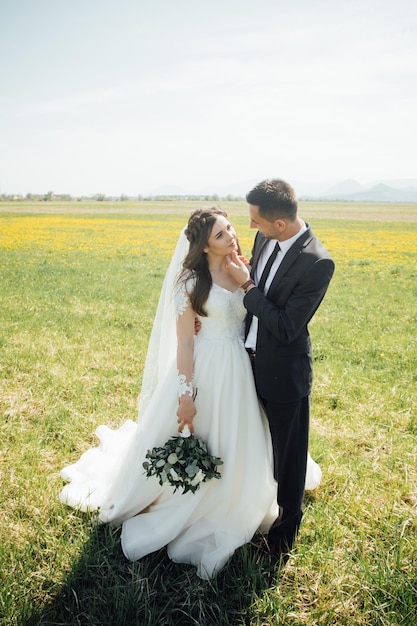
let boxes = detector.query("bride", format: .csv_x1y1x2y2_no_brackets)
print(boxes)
60,207,321,579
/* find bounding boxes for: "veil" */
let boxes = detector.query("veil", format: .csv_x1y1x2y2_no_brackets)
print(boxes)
138,226,189,417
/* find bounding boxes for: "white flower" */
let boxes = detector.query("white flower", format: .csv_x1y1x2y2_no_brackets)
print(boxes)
181,424,192,438
190,469,205,487
170,467,180,481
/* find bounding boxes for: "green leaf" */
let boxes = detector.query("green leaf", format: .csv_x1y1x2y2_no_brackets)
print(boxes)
185,464,197,477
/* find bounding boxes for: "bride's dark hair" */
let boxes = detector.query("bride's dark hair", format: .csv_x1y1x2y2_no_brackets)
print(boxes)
179,207,242,317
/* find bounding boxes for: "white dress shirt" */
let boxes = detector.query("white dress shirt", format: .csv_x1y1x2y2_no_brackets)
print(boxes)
245,221,307,350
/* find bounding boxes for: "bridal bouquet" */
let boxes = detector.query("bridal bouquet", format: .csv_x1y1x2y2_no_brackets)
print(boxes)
143,426,223,494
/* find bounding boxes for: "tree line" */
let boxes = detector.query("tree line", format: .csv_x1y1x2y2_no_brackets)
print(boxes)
0,192,244,202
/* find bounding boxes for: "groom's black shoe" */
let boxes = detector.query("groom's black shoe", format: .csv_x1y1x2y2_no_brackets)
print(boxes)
266,540,290,566
256,536,290,567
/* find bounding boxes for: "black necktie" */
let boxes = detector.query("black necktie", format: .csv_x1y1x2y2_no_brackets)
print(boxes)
257,242,280,292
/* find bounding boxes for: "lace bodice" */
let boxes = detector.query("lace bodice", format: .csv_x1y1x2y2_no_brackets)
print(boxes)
175,279,246,343
197,284,246,342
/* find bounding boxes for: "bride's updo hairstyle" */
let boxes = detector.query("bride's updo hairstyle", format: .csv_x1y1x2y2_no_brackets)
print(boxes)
179,207,241,317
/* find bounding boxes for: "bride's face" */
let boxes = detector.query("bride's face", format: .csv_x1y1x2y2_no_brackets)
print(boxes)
204,215,238,257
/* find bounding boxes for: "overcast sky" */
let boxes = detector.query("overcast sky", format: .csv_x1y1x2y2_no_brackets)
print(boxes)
1,0,416,196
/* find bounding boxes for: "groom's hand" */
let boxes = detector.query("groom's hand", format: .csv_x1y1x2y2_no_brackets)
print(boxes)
226,250,251,284
194,317,202,335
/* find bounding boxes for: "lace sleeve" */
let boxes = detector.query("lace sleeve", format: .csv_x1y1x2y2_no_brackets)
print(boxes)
174,274,195,319
178,372,195,399
174,273,197,400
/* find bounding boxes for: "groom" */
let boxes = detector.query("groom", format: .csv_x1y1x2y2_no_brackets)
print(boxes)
227,178,335,559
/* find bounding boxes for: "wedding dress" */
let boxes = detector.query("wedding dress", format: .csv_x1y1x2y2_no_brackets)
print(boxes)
60,230,321,579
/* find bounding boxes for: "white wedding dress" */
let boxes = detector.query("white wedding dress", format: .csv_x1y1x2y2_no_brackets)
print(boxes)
60,240,321,580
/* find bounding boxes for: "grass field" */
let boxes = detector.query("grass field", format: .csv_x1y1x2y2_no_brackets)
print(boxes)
1,201,416,625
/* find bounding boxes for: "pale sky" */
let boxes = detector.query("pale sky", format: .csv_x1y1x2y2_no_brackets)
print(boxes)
1,0,416,196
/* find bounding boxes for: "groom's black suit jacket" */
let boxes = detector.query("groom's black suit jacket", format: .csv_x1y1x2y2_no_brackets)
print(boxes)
244,224,335,404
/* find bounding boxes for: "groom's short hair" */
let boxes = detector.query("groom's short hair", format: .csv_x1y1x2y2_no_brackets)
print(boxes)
246,178,298,221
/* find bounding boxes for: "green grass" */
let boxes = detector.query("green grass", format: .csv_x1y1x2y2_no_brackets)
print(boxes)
1,199,417,221
1,203,416,625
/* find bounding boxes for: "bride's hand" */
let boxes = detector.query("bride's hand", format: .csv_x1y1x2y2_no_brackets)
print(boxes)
177,395,196,434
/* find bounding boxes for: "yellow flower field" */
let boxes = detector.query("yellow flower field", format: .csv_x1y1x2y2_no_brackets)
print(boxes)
1,213,416,269
0,216,182,258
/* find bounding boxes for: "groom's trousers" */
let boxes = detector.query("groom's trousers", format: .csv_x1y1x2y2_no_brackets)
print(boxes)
260,394,310,552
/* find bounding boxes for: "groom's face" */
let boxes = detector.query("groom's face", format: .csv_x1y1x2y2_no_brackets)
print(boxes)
248,204,280,240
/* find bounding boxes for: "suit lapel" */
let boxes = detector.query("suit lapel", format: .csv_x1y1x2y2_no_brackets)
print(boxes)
250,225,314,291
268,227,313,291
250,232,269,278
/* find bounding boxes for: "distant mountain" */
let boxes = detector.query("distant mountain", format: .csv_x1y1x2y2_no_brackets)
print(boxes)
215,178,417,202
319,182,417,202
378,178,417,189
197,178,340,198
293,180,338,197
148,178,417,202
323,179,366,196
